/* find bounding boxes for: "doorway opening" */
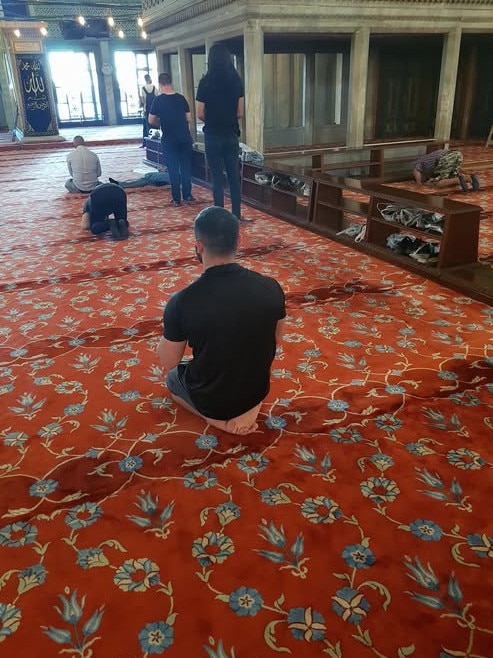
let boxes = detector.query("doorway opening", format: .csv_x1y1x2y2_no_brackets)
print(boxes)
114,51,158,121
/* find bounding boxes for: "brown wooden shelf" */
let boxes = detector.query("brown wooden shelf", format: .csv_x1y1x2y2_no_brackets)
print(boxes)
310,174,481,272
317,197,369,217
369,215,443,241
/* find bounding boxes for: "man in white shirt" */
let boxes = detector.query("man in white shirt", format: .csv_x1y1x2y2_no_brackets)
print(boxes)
65,135,102,193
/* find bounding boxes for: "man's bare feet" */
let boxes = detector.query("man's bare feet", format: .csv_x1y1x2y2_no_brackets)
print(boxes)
206,403,262,435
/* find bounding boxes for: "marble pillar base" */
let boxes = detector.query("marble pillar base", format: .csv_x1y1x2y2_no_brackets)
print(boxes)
22,134,65,143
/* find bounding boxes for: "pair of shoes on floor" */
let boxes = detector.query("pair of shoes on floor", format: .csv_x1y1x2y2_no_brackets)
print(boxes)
109,218,129,240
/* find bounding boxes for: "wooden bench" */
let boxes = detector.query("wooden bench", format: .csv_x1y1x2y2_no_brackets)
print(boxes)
311,173,481,270
264,139,448,182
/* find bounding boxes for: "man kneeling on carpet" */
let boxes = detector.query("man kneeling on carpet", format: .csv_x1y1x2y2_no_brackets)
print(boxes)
81,183,130,240
413,149,480,192
156,206,286,435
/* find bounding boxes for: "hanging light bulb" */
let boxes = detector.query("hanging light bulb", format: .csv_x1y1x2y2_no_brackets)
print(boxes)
13,29,21,37
118,29,124,38
40,26,48,36
77,15,85,26
141,30,147,39
107,15,114,27
137,17,144,27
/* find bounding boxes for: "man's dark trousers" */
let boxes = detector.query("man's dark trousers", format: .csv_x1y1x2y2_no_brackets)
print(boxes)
162,139,193,204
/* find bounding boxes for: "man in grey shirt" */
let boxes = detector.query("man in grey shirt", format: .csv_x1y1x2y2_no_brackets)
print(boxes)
65,135,102,193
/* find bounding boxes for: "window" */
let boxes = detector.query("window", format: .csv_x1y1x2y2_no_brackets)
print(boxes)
114,51,158,119
48,51,102,124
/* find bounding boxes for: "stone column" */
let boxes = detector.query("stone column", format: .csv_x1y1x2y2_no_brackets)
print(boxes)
304,53,315,145
0,29,14,129
99,40,118,125
178,46,196,141
205,38,213,63
347,26,370,148
459,44,477,140
243,20,264,152
434,27,462,142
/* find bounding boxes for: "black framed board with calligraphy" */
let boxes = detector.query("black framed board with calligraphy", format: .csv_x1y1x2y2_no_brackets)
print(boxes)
15,53,57,135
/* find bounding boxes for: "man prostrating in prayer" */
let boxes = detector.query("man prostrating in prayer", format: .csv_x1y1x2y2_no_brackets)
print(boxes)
156,206,286,435
81,183,129,240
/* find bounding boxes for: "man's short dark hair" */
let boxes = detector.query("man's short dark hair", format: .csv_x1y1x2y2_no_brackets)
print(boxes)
158,72,172,86
144,74,152,83
194,206,239,256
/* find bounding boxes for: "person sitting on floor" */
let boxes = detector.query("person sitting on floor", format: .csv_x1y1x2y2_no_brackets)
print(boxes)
109,171,170,189
413,149,480,192
156,206,286,435
81,183,129,240
65,135,102,194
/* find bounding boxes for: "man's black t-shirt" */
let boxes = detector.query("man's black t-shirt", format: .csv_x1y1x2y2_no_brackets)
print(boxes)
149,93,191,144
196,74,244,136
163,263,286,420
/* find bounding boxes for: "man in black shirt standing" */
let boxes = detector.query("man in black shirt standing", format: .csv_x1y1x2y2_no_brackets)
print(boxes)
148,72,194,206
156,206,286,434
196,43,244,220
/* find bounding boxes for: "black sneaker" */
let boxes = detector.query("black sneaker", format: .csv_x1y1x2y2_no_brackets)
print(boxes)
410,242,439,264
183,196,196,204
170,200,181,207
117,219,129,239
388,235,421,256
471,174,480,191
458,174,468,192
109,218,123,240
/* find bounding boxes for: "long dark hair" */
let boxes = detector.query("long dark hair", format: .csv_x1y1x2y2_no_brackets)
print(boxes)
205,43,241,87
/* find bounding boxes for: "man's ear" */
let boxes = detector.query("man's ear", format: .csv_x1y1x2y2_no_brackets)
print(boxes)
195,239,205,255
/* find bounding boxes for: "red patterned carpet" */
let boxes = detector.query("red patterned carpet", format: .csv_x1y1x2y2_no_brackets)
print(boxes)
1,145,493,658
